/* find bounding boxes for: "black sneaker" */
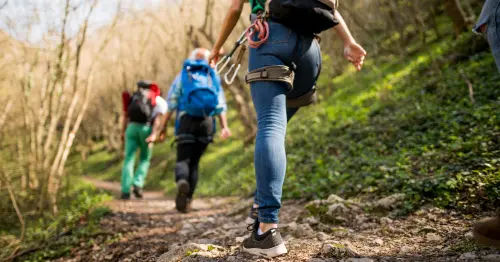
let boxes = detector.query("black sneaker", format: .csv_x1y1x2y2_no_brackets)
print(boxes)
175,179,190,213
132,185,143,199
245,206,258,224
242,223,287,258
121,192,130,200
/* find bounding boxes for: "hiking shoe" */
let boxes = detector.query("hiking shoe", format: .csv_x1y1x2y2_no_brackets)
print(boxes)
120,192,130,200
473,215,500,249
175,179,190,213
242,225,287,258
245,206,258,224
132,185,143,199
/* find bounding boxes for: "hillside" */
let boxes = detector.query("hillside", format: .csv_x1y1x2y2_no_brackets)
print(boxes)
82,32,499,213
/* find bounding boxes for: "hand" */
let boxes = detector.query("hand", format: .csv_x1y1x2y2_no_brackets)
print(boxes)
343,41,366,71
159,131,166,142
145,133,157,144
220,127,232,140
479,24,487,34
209,48,223,68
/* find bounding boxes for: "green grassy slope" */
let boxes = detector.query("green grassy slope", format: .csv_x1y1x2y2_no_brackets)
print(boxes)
81,32,499,212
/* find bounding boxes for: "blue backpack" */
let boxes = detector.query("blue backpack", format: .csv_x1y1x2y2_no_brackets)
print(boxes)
179,59,221,117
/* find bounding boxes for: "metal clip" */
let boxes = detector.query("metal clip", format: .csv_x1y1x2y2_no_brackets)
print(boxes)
215,31,248,82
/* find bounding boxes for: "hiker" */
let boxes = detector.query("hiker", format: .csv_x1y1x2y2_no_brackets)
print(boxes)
120,80,167,200
209,0,366,257
472,0,500,249
474,0,500,72
161,48,232,213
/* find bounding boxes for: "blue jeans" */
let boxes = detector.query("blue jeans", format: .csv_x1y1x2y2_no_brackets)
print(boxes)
249,21,321,223
487,2,500,72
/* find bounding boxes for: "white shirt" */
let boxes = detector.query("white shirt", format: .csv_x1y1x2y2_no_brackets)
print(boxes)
152,96,168,117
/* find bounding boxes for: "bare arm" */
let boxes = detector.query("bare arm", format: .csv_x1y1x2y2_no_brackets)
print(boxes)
146,114,165,143
161,111,175,133
333,10,367,71
209,0,245,66
217,113,232,139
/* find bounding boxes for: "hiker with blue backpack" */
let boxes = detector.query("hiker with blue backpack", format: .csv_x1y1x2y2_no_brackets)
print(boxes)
209,0,366,257
161,48,232,213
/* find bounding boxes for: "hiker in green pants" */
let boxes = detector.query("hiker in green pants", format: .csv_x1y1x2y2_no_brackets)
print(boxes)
121,80,167,200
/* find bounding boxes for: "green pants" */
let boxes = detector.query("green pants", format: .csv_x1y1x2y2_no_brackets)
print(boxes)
121,123,153,193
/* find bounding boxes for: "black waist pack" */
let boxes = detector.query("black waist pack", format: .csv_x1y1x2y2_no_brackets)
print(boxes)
268,0,339,35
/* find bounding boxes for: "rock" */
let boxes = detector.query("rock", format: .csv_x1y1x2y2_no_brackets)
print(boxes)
320,241,358,258
464,231,473,239
308,259,328,262
380,217,393,225
373,193,405,210
294,223,315,238
360,223,377,230
355,215,369,225
418,226,437,234
327,194,345,203
373,238,384,246
327,203,349,217
226,256,238,262
342,258,375,262
399,245,412,254
235,237,245,243
304,216,320,226
284,221,298,233
331,227,349,237
425,233,442,242
156,243,224,262
483,254,500,261
458,252,477,261
178,223,195,236
192,238,213,244
317,232,330,241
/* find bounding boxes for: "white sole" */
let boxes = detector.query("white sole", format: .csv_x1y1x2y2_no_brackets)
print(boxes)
242,243,288,258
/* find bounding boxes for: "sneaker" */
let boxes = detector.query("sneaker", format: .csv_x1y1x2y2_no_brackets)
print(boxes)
242,223,287,258
132,185,143,199
120,192,130,200
473,214,500,249
175,179,190,213
245,206,258,224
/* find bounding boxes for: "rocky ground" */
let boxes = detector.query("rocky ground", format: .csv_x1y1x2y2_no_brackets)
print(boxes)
55,178,500,262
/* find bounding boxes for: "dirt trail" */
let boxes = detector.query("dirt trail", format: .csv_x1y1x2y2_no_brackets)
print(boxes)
60,178,500,262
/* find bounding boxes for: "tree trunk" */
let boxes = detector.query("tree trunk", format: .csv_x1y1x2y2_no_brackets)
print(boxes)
445,0,468,36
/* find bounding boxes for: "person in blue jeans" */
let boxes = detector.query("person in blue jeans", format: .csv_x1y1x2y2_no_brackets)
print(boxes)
474,0,500,72
210,0,366,257
472,0,500,249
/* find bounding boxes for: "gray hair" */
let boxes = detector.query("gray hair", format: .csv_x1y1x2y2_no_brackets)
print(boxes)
189,48,211,61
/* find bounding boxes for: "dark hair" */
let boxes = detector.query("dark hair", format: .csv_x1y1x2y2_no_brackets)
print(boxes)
137,80,153,89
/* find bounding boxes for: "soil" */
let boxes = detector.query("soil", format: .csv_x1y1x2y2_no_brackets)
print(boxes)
54,178,500,262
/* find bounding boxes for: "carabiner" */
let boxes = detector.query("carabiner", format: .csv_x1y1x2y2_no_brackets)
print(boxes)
224,63,241,84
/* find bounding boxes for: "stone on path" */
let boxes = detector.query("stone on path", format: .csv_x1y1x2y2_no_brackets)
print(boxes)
156,243,225,262
458,252,477,261
425,232,442,242
320,241,359,258
483,254,500,261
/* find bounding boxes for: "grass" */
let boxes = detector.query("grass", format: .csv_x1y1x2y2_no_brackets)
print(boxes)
0,177,112,261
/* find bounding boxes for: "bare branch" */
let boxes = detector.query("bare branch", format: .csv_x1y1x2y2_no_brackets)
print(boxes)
0,170,26,261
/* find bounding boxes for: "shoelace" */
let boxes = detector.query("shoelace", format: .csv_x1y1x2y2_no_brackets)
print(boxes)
247,221,258,232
